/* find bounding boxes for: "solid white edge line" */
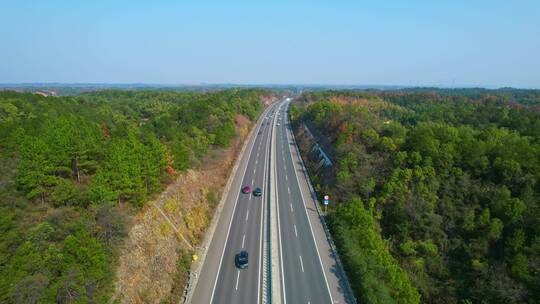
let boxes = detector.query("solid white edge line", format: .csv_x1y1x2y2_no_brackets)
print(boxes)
209,105,269,304
284,103,334,304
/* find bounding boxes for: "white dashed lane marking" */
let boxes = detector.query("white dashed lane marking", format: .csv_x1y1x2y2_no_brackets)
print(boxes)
235,270,240,290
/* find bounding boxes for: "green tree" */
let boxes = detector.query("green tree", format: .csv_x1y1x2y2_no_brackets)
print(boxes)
16,137,57,203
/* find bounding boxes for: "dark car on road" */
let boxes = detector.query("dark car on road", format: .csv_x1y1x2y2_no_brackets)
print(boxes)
235,250,249,269
253,187,262,197
241,186,251,194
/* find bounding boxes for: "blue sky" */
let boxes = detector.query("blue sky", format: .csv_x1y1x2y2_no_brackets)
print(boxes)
1,0,539,87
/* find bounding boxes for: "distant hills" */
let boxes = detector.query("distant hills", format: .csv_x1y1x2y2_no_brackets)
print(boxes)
1,83,539,97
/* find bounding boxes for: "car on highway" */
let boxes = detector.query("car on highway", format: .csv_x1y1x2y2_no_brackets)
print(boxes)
241,186,251,194
235,250,249,269
253,187,262,197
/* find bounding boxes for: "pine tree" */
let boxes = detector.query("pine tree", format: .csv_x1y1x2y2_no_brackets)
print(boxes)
16,137,57,203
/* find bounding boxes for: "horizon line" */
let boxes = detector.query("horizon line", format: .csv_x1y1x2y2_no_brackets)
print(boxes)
1,82,539,90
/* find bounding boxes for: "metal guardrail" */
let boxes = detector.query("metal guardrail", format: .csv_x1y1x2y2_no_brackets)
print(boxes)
262,103,274,304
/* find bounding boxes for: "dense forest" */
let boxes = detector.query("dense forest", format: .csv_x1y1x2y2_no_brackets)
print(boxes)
290,89,540,303
0,89,266,303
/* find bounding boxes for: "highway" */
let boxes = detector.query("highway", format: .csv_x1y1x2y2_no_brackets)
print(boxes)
190,99,350,304
190,102,277,304
274,102,338,304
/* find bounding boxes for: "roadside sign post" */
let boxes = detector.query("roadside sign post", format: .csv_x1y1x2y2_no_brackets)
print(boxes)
323,195,330,213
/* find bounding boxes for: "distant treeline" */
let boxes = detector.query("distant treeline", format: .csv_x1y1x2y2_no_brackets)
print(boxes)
0,89,267,303
0,84,294,96
291,89,540,303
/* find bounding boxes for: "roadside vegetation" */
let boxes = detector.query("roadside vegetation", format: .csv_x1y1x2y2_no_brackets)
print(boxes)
0,89,266,303
290,89,540,303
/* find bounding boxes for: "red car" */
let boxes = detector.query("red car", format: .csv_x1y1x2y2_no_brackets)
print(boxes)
241,186,251,194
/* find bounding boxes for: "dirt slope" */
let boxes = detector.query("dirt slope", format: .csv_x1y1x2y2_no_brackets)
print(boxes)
112,114,252,304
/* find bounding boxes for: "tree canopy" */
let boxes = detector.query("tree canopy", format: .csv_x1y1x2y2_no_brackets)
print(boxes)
0,88,268,303
292,89,540,303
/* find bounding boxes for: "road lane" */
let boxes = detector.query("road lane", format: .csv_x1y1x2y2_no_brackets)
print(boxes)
210,105,275,304
191,102,278,304
274,102,333,304
279,100,352,304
